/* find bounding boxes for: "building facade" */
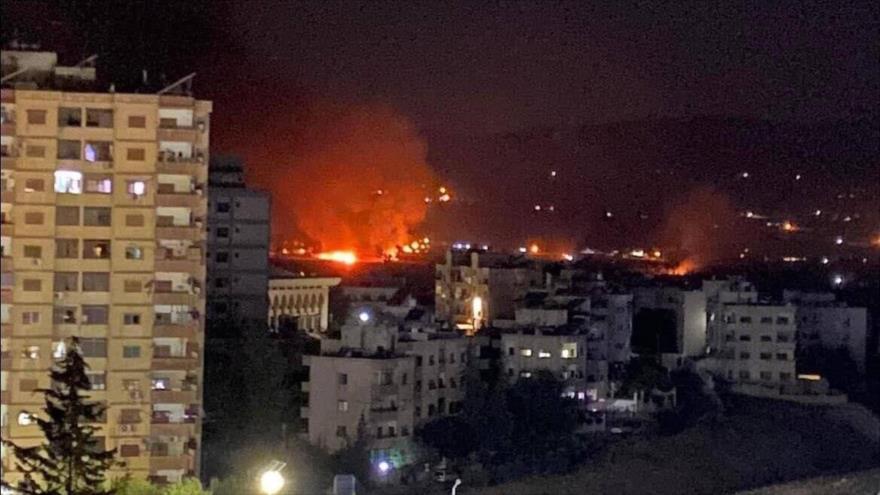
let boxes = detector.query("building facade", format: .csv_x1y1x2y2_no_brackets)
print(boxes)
205,156,270,332
634,286,707,365
268,267,341,334
500,331,597,401
1,50,209,483
715,304,797,386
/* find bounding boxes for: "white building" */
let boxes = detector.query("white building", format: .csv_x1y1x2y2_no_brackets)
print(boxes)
784,290,868,373
633,286,707,366
268,267,340,334
703,278,759,354
715,304,797,386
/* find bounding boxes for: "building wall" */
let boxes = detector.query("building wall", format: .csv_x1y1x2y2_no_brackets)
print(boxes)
399,337,469,424
305,355,416,465
0,82,209,483
796,305,868,373
500,333,598,400
206,185,270,331
268,276,341,333
634,287,707,357
717,305,797,385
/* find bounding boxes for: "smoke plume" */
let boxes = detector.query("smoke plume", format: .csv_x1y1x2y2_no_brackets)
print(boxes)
263,103,436,254
657,186,746,270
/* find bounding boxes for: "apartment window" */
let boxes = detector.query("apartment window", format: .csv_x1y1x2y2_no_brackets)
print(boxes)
25,145,46,158
54,272,79,292
776,353,789,361
52,306,76,325
57,140,81,159
82,272,110,292
538,350,552,359
125,214,145,227
84,175,112,194
415,355,423,366
520,348,533,357
402,373,408,385
739,352,751,360
216,227,230,238
215,252,229,263
20,379,39,392
759,371,772,381
123,280,142,293
83,142,112,162
759,352,772,360
428,355,435,365
415,406,422,418
54,170,83,194
336,426,347,437
22,279,42,291
119,408,141,424
214,278,229,288
739,316,752,324
776,333,791,343
125,246,144,260
24,211,45,225
86,372,106,390
760,316,773,324
123,313,142,325
125,147,146,161
23,178,45,192
122,346,141,358
54,306,77,324
56,207,79,226
82,305,108,325
83,207,111,226
216,202,231,213
52,341,67,358
127,115,146,128
337,400,349,412
24,346,40,359
126,180,146,197
22,311,40,324
55,239,78,258
83,240,110,259
776,316,790,325
85,109,113,128
26,109,47,125
79,338,108,358
780,372,792,381
738,335,751,342
508,347,515,356
738,370,750,380
120,445,140,457
23,245,42,258
760,335,772,342
58,107,82,126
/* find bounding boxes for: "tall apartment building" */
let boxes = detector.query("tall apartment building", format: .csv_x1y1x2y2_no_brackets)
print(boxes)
633,286,707,367
703,278,759,353
500,330,597,401
1,50,209,483
205,156,270,332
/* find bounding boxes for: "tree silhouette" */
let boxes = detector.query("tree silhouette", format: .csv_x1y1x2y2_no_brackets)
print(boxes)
1,337,118,495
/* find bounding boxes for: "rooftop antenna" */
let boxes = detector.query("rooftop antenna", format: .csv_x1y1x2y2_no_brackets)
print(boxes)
74,54,98,67
1,66,30,83
158,72,195,95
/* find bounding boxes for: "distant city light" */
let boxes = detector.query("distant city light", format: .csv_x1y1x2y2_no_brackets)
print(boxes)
529,244,540,254
550,170,557,177
832,274,844,287
741,171,750,178
562,253,574,261
534,205,541,211
358,311,370,323
821,256,829,265
814,209,822,216
518,247,527,253
834,236,844,245
795,174,802,180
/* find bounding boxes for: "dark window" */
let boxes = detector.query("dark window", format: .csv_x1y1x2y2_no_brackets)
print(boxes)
56,206,79,225
216,202,230,213
216,227,230,238
79,338,108,357
83,207,111,226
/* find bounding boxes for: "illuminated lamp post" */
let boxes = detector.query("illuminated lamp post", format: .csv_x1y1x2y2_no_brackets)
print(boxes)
259,460,287,495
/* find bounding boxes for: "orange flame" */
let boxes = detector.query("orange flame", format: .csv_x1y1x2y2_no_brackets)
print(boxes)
670,258,696,276
316,250,358,265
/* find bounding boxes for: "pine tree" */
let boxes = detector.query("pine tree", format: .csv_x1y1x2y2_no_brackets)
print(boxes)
1,337,118,495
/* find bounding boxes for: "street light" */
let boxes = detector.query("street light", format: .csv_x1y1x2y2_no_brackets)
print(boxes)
259,460,287,495
377,460,391,474
451,478,462,495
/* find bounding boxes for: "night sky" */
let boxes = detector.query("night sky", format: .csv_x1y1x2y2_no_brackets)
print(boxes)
4,0,878,254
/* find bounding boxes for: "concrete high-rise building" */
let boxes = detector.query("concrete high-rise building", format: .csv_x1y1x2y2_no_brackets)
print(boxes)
714,304,797,387
206,156,270,332
1,50,209,483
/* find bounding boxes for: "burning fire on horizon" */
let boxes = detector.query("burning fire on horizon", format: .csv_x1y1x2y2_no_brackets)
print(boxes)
258,103,446,264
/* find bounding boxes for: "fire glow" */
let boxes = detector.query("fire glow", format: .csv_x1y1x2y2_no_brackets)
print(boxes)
316,250,358,265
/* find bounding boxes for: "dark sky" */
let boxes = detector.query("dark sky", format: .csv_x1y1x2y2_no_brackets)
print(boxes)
4,0,878,253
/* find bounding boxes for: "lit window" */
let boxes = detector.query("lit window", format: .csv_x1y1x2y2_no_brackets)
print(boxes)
85,177,112,194
125,246,143,260
52,341,67,359
152,377,170,390
54,171,83,194
520,371,533,378
520,348,532,357
18,412,34,426
561,343,578,359
25,346,39,359
538,350,552,359
126,181,146,197
337,400,349,412
84,144,97,162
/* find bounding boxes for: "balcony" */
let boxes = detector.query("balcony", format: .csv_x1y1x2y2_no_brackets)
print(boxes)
153,291,200,306
157,150,205,165
157,127,199,143
150,422,196,437
369,406,400,422
151,389,198,404
149,454,193,471
156,225,203,241
156,189,204,208
151,408,199,425
153,323,200,338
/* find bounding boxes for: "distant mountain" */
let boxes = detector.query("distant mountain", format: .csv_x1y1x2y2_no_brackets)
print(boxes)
423,116,879,250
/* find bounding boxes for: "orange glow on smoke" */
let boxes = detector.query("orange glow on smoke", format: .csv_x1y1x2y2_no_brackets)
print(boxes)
782,220,798,232
316,250,358,265
670,258,696,276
